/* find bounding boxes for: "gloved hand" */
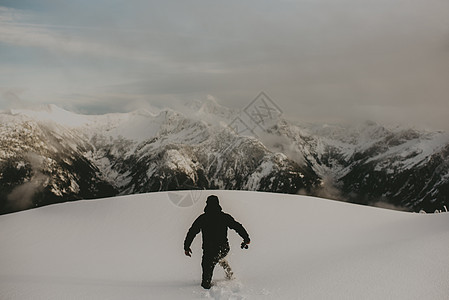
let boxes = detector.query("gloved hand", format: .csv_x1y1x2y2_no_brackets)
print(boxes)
185,248,192,257
241,240,250,249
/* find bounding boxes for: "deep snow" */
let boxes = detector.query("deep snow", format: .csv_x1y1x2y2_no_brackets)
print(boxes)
0,191,448,299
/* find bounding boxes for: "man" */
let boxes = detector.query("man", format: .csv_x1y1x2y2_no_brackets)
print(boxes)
184,195,250,289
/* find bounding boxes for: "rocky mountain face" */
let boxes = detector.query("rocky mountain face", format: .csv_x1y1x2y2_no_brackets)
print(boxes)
266,120,449,212
0,102,448,214
0,113,117,214
0,104,319,214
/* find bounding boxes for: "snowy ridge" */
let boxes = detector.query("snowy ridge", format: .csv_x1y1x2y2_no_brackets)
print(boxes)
8,104,89,128
1,191,448,299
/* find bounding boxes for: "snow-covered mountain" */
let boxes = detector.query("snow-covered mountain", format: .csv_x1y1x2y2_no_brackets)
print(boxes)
1,191,448,299
1,101,448,214
265,119,449,211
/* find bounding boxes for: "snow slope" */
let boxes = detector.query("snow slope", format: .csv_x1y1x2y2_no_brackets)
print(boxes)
1,191,448,299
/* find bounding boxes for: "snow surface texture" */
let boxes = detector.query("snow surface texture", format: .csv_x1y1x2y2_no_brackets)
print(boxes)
1,191,448,299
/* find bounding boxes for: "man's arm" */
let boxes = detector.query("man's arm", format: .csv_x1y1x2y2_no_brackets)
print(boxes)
184,215,203,256
226,214,250,244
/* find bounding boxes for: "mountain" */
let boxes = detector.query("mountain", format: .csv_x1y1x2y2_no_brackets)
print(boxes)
0,103,318,214
264,120,449,211
0,107,117,214
0,102,448,214
1,191,448,299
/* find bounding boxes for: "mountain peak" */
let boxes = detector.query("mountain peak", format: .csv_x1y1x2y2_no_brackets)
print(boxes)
184,96,237,125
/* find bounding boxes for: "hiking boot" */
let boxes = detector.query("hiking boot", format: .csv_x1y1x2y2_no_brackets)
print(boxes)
201,281,211,289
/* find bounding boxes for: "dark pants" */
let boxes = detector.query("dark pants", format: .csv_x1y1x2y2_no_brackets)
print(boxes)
201,243,230,285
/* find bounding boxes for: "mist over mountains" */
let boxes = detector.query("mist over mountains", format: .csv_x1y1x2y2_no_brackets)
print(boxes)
1,100,448,214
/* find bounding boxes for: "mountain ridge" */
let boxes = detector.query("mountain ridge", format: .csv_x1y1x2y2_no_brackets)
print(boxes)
1,103,448,214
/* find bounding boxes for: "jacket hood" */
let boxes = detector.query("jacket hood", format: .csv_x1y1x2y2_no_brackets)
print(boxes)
204,195,222,214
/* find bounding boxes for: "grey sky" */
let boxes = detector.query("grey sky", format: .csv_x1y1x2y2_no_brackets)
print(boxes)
1,0,448,130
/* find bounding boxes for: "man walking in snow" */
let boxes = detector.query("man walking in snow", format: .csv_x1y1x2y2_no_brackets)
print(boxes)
184,195,250,289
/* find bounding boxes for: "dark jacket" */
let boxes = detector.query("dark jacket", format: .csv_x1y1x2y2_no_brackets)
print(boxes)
184,198,250,251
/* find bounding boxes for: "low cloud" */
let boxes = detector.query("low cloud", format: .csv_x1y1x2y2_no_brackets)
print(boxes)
7,153,49,210
259,133,305,166
372,201,408,212
312,175,344,201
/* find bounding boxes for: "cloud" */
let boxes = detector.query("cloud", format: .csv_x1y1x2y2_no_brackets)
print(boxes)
0,1,448,131
259,133,305,165
0,5,171,64
0,20,136,61
0,88,27,109
372,201,408,212
7,153,49,210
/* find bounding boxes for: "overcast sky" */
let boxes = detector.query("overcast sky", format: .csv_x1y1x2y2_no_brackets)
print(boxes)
1,0,448,130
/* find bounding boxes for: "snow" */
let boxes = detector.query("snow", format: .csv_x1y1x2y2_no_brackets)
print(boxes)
245,160,275,190
165,149,197,178
1,191,448,299
367,131,449,171
9,104,89,128
3,104,164,143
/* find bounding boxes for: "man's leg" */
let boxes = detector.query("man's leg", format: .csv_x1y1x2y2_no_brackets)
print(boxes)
201,251,216,289
218,259,234,280
201,244,230,289
217,244,233,280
